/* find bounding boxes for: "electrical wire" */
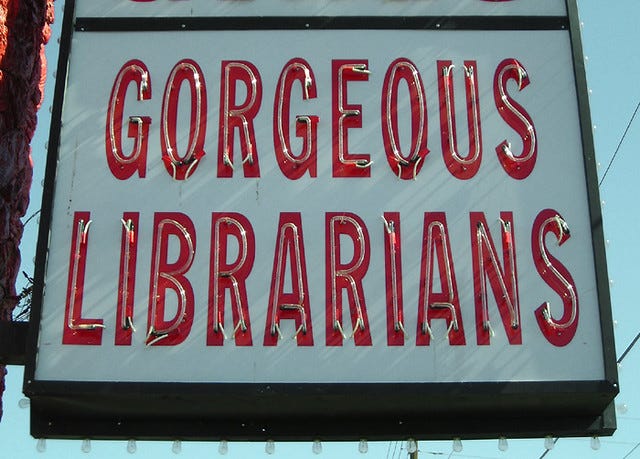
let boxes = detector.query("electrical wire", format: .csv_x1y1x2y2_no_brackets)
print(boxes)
599,99,640,187
391,440,399,459
22,209,41,227
623,441,640,458
538,437,559,459
617,330,640,364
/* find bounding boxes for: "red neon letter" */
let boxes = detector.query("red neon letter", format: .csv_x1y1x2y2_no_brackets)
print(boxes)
63,212,104,345
147,212,196,346
105,60,151,180
470,212,521,345
532,209,579,346
326,212,372,346
160,59,207,180
438,60,482,180
332,60,372,177
274,58,319,179
382,212,407,346
218,60,262,177
417,213,466,346
381,58,429,180
208,213,255,346
115,212,139,346
264,213,313,346
493,58,537,179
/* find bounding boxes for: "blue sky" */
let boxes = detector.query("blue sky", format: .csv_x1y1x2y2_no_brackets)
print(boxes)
2,0,639,458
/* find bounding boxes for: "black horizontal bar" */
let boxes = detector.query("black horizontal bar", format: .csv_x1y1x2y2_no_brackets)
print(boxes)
74,15,569,32
27,379,616,440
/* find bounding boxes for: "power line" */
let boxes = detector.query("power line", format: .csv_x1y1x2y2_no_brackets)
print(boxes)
617,330,640,364
623,441,640,458
538,437,559,459
22,209,41,227
599,99,640,187
391,440,399,459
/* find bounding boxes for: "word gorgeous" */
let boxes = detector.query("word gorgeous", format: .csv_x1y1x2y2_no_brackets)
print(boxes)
64,210,577,349
107,57,536,181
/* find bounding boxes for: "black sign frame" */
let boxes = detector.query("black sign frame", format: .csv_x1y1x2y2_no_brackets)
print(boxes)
24,0,618,441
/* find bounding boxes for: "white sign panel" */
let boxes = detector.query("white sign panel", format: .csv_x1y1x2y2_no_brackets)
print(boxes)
33,23,607,386
76,0,567,18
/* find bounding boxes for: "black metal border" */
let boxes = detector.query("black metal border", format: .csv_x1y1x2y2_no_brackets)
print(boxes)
27,379,616,440
24,0,76,386
565,1,619,388
24,0,619,441
74,16,569,32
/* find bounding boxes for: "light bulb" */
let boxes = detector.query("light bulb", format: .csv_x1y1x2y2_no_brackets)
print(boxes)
498,437,508,452
81,439,91,453
127,439,137,454
218,440,228,455
18,398,30,409
590,436,600,450
172,440,182,454
544,436,555,450
617,403,628,414
36,438,47,453
453,438,463,453
312,439,322,455
358,439,368,454
406,438,417,454
265,439,275,455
